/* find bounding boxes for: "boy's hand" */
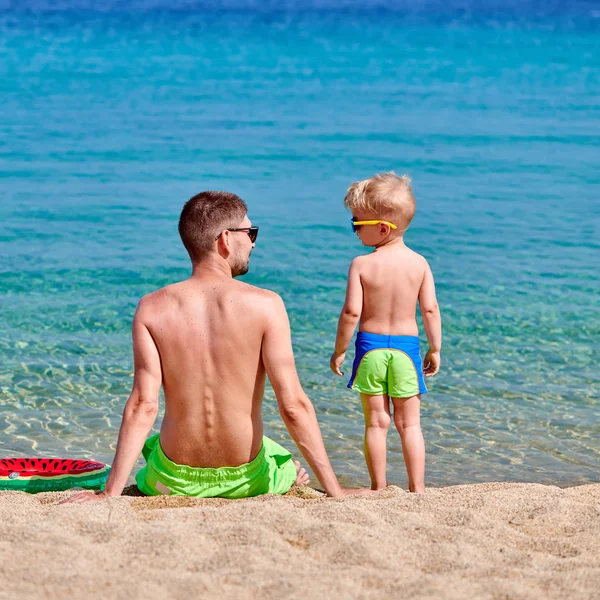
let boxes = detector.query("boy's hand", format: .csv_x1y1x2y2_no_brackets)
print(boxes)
330,351,346,376
423,349,440,377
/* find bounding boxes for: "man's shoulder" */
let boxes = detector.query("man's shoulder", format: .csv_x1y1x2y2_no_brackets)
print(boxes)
138,283,175,304
230,280,284,308
136,280,285,320
135,283,180,316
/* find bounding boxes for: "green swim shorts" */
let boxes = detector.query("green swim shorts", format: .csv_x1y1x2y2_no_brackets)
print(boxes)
135,434,297,499
348,333,428,398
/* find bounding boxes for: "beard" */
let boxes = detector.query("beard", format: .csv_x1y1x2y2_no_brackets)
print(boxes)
231,250,250,277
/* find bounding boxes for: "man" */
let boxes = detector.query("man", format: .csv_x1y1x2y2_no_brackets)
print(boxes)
67,191,367,501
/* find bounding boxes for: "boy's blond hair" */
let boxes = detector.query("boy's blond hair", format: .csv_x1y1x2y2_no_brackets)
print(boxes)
344,172,416,231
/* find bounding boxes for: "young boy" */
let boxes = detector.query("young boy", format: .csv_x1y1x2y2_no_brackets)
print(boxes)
330,172,442,493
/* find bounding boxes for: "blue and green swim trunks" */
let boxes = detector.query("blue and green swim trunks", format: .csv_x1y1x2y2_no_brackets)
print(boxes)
136,434,297,498
348,332,428,398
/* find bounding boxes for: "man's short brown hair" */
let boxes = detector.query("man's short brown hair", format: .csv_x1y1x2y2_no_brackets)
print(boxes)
179,191,248,263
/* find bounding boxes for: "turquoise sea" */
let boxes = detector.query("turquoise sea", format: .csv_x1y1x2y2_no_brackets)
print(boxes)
1,1,599,488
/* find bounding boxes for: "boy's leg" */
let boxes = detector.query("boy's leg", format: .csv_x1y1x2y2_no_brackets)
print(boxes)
360,393,390,490
391,395,425,493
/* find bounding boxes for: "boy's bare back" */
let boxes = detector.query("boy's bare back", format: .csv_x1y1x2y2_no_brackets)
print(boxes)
352,241,434,337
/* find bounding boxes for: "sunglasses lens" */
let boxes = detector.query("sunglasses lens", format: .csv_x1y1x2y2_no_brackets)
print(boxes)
249,228,258,243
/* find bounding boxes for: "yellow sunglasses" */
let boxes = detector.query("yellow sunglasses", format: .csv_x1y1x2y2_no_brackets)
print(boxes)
350,219,397,233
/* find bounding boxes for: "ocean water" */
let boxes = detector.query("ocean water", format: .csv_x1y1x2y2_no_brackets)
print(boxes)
1,1,599,488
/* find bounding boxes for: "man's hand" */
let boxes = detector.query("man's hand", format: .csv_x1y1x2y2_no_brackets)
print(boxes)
330,351,346,376
423,349,440,377
59,490,109,504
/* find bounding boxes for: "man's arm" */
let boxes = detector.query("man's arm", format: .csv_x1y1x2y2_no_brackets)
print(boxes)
63,299,161,502
419,260,442,377
261,294,350,497
330,259,363,376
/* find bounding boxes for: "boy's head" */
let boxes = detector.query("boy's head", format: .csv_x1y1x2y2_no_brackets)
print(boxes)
344,172,416,246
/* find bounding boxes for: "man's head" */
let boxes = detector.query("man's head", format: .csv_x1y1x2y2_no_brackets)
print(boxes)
178,191,255,276
344,172,416,247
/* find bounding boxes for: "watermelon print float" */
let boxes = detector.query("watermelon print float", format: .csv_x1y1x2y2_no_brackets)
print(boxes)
0,458,110,493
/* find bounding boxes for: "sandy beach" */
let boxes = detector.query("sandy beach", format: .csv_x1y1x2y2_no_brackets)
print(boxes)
1,482,598,600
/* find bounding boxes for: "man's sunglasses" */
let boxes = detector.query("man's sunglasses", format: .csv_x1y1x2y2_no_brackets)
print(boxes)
350,219,397,233
215,226,259,243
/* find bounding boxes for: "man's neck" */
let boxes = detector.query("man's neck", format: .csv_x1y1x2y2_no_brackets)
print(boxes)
191,255,233,279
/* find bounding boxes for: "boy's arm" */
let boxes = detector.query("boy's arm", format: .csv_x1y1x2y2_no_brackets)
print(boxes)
419,259,442,377
330,259,363,376
62,300,162,503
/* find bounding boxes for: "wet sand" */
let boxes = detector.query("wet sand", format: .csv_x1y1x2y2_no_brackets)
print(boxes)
1,482,599,599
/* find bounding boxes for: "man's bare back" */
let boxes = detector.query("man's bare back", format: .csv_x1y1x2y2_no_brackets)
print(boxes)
139,275,276,468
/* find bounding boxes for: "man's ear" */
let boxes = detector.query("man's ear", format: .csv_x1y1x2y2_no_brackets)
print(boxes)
216,231,231,256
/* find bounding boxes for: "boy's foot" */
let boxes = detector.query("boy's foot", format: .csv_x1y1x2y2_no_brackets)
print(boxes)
293,460,310,486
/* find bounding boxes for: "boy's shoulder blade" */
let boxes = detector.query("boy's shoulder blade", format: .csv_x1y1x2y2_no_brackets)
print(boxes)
400,244,427,262
351,253,371,267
